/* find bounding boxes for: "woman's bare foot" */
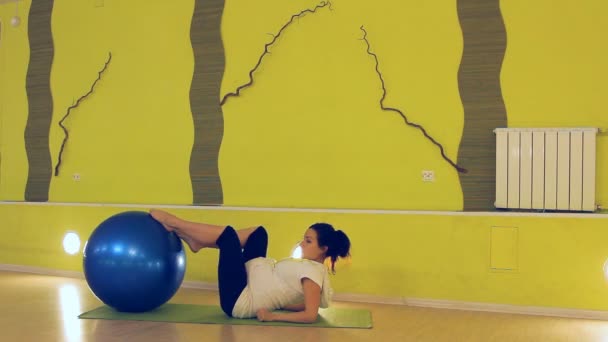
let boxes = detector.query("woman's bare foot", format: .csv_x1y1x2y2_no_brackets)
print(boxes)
150,210,204,253
149,209,181,232
175,231,203,253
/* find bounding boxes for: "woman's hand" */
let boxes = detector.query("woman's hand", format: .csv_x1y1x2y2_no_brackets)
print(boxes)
258,278,321,323
256,308,275,322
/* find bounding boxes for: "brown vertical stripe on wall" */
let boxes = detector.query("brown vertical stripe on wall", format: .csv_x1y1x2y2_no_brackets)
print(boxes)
456,0,507,211
189,0,225,205
24,0,54,202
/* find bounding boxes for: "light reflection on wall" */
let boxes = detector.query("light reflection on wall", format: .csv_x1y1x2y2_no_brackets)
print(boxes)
59,284,82,342
62,232,81,255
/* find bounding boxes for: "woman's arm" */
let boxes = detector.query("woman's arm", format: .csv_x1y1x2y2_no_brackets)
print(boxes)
282,302,305,311
257,278,321,323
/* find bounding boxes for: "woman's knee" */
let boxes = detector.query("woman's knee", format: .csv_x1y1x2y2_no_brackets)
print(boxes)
217,226,239,248
249,226,268,248
252,226,268,239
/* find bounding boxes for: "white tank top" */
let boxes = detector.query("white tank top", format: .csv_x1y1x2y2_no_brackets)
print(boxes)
231,257,333,318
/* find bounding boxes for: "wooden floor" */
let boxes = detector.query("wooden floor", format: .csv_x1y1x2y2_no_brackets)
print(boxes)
2,272,608,342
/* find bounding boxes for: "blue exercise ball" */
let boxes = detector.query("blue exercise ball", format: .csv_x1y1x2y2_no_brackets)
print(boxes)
83,211,186,312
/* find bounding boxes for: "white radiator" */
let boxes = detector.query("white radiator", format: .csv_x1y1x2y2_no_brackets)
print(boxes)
494,128,598,212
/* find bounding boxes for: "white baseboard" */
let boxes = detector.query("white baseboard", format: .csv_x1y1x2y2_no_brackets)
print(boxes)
403,298,608,321
333,293,405,305
0,264,85,279
332,293,608,321
2,263,607,321
181,280,218,291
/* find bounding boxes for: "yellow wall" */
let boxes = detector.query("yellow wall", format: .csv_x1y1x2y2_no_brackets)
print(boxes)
2,203,608,311
1,0,465,210
221,0,464,210
47,0,194,204
1,0,608,313
1,0,606,210
0,0,194,204
0,0,30,200
501,0,608,205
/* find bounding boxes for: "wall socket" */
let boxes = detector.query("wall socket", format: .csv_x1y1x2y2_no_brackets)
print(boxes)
422,170,435,182
73,173,81,181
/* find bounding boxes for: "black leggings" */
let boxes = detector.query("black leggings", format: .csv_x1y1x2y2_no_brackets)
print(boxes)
215,225,268,316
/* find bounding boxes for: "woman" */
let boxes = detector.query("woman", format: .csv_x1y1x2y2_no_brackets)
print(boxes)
149,210,351,323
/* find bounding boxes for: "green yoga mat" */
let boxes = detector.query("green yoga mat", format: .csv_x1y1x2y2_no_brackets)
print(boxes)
79,303,372,329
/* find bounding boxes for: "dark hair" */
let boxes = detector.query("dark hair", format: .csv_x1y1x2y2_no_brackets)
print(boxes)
309,223,351,274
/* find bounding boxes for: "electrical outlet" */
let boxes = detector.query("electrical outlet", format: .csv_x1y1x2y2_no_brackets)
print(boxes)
422,170,434,182
73,173,81,181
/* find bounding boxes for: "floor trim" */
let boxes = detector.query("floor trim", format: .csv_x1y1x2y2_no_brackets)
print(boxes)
2,263,607,320
0,264,85,279
331,294,608,320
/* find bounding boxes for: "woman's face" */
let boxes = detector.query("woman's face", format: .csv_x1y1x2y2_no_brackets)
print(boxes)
299,228,327,262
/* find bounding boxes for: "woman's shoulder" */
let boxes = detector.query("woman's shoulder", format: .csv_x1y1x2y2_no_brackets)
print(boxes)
278,257,322,265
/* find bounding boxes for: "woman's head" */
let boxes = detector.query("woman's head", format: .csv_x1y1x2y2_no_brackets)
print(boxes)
299,223,351,273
